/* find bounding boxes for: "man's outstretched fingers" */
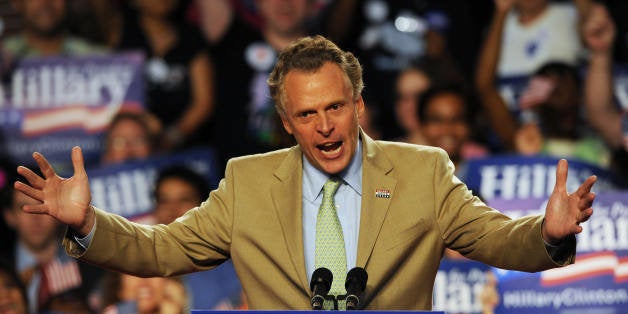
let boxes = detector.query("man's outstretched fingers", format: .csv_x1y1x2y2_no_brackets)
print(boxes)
575,175,597,197
71,146,87,177
578,192,595,210
33,152,56,179
554,159,568,193
22,203,49,215
16,166,44,189
579,208,594,223
13,181,44,202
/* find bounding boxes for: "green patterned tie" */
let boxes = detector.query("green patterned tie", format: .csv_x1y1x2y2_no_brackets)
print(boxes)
315,177,347,304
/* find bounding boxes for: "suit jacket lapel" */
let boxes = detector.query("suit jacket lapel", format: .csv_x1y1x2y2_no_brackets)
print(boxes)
270,146,309,292
357,132,397,267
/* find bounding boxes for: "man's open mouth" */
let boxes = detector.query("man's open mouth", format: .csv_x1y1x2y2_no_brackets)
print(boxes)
317,141,342,154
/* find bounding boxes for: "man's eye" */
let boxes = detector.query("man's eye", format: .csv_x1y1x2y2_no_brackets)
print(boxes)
298,111,312,118
330,104,341,110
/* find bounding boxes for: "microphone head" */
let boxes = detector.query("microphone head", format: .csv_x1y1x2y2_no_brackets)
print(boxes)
345,267,368,292
310,267,333,293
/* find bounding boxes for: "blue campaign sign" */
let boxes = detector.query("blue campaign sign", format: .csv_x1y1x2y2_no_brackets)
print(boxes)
464,155,620,202
86,148,219,220
432,259,492,314
0,53,144,169
487,192,628,314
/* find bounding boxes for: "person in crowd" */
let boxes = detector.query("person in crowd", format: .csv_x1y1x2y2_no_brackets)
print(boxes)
323,0,486,140
116,0,214,151
102,273,188,314
394,57,466,145
152,165,244,310
205,0,315,170
493,0,588,78
15,35,597,310
476,0,611,166
416,85,489,261
582,3,628,184
0,259,28,314
512,61,611,167
1,0,103,59
2,170,102,314
64,0,125,48
394,65,430,146
417,85,489,180
475,0,589,150
101,111,161,165
152,165,209,225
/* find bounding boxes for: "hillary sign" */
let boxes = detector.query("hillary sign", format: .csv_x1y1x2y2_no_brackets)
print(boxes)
487,192,628,313
87,148,219,220
464,155,619,201
0,53,144,168
433,259,492,314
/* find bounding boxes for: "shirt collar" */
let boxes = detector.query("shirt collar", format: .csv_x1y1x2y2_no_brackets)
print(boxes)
302,137,363,202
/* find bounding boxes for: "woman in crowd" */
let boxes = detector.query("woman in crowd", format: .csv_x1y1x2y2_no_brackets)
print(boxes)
116,0,214,150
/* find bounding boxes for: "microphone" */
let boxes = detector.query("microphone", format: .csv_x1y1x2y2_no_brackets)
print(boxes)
310,267,333,310
345,267,368,310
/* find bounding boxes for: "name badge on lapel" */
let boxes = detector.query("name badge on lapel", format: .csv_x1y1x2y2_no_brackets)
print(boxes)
375,188,391,198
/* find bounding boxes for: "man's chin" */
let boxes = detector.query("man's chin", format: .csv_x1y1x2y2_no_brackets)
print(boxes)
318,160,348,175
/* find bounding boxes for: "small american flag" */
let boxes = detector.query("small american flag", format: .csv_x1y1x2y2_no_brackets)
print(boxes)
42,259,82,295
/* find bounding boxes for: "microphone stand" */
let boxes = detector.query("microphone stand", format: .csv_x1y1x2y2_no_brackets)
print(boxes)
312,294,337,310
336,294,359,310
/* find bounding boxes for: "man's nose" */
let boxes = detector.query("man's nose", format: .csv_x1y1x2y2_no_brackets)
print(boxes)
317,113,334,136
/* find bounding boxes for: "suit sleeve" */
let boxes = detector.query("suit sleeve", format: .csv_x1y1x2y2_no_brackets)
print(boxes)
62,159,237,277
431,149,575,271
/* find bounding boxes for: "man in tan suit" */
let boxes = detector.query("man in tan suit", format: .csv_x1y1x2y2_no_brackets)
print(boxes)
15,36,597,310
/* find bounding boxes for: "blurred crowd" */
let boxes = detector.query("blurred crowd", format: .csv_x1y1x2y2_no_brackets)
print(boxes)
0,0,627,313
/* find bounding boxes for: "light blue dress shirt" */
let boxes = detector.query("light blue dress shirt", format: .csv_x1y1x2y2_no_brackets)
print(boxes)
302,139,363,283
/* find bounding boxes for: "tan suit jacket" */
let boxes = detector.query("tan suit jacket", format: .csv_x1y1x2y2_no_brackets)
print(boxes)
64,132,574,309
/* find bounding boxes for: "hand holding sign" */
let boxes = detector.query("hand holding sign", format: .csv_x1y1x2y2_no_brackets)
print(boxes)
542,159,597,245
14,146,95,236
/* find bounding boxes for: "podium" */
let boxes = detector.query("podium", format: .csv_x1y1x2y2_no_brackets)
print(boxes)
193,311,444,314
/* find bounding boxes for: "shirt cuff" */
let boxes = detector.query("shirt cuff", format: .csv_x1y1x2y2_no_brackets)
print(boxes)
73,219,96,250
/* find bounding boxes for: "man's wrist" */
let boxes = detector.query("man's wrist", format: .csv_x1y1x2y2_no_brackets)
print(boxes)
541,218,564,246
75,205,96,237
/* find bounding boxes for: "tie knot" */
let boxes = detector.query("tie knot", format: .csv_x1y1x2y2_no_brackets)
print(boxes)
323,177,341,198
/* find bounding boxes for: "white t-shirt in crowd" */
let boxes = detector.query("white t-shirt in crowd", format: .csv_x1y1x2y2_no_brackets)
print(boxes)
498,4,583,77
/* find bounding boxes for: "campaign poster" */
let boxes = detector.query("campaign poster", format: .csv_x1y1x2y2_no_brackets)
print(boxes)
433,259,493,314
487,192,628,314
86,148,219,221
0,53,144,171
464,155,620,202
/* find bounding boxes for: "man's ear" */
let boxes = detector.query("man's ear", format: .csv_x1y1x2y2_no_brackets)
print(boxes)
355,95,366,118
